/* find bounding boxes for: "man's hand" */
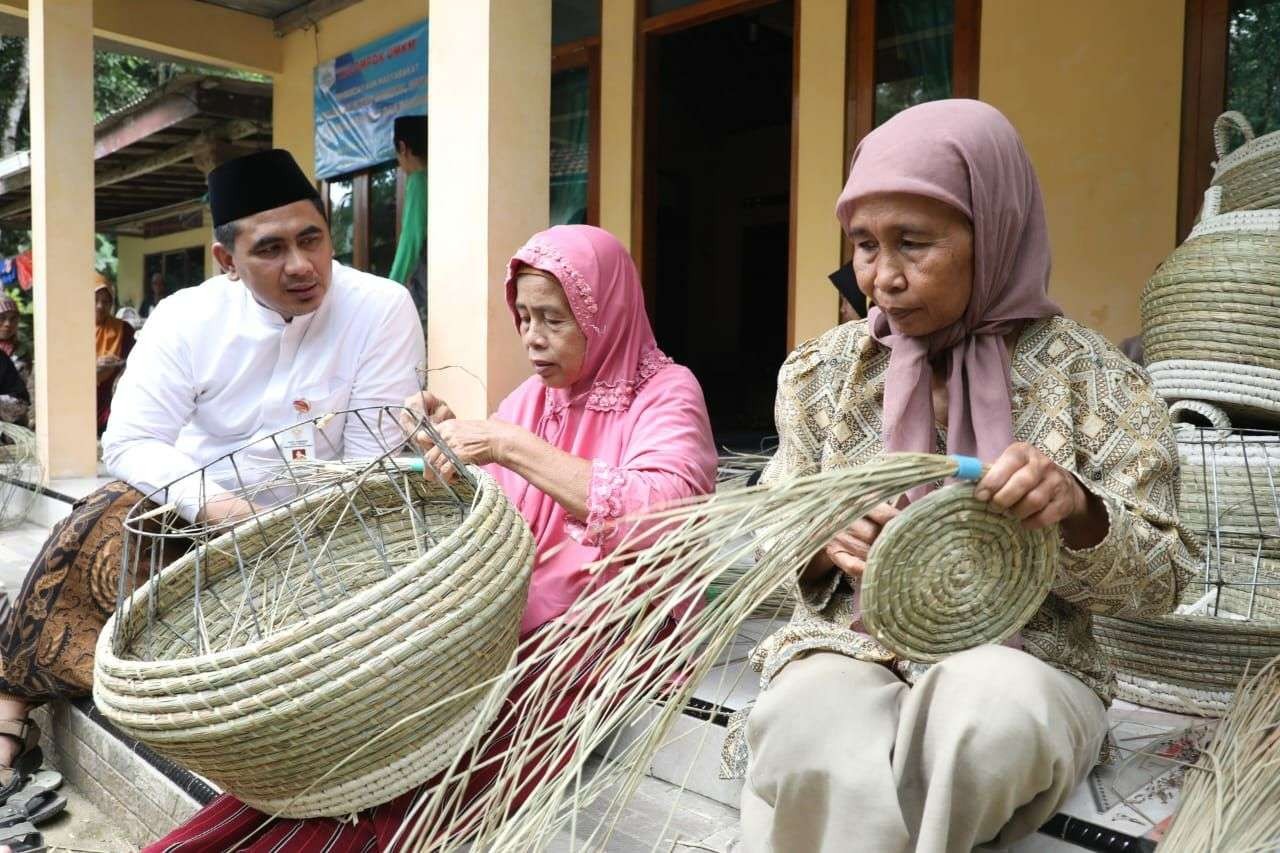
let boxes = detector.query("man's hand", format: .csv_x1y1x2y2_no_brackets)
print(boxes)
196,494,257,527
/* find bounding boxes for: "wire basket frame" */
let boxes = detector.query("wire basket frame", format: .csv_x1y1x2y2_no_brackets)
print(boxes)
0,422,42,530
1095,421,1280,715
1175,424,1280,619
111,404,475,664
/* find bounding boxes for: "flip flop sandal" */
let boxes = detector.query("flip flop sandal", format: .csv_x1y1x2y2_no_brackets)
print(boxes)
0,720,42,807
0,785,66,828
0,821,43,852
23,772,58,794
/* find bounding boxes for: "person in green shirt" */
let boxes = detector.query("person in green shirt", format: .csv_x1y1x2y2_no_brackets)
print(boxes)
390,115,428,330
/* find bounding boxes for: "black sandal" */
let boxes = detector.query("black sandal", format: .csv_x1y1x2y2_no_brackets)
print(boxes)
0,720,42,807
0,782,65,828
0,821,43,852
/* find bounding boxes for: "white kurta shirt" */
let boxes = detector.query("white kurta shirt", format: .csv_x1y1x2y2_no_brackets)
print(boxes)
102,261,425,519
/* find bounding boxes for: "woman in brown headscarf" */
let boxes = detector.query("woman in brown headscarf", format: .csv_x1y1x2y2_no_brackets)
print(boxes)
93,273,134,435
729,100,1195,853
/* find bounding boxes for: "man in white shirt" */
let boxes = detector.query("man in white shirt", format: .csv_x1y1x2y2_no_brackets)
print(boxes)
0,149,424,797
105,149,424,522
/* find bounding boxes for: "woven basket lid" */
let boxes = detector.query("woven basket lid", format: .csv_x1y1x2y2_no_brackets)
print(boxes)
861,483,1058,663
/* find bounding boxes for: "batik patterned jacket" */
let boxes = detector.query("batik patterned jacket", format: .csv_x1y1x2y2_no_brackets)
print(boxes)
722,316,1197,778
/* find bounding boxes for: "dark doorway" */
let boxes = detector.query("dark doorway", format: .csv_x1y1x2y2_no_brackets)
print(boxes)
642,2,794,448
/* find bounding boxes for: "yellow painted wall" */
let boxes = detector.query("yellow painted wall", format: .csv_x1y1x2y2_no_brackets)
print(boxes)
116,217,215,309
979,0,1184,344
0,0,281,73
272,0,428,178
598,0,636,248
790,0,848,348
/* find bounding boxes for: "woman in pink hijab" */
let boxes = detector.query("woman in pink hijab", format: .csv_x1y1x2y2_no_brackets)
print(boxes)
733,100,1194,853
413,223,718,635
145,224,717,852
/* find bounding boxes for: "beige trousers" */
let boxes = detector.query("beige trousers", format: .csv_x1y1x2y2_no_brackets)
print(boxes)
741,645,1108,853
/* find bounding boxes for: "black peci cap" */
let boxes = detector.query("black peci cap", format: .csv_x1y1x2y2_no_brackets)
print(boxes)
207,149,320,227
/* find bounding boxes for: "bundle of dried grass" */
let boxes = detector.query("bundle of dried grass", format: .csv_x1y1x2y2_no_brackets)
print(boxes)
359,452,1050,851
1158,657,1280,852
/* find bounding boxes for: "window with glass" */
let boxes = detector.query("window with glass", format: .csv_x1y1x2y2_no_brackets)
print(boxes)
846,0,980,151
551,67,592,225
1180,0,1280,237
322,162,403,275
872,0,956,127
552,0,601,226
367,163,400,278
327,178,356,268
143,246,205,299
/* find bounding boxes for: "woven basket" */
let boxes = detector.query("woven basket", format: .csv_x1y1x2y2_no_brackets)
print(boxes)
1093,422,1280,715
1210,111,1280,213
94,467,535,818
1142,188,1280,423
862,484,1058,663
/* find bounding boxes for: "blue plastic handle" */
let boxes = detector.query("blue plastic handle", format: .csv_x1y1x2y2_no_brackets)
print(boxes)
405,458,425,473
950,455,984,481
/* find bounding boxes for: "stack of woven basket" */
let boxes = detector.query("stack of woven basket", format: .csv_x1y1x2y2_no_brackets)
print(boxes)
1143,112,1280,420
1095,111,1280,716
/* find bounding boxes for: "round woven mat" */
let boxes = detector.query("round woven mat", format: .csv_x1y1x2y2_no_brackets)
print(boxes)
861,484,1058,663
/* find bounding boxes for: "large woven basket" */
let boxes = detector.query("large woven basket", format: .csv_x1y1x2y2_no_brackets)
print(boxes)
94,467,535,818
1143,189,1280,423
1210,111,1280,213
1094,420,1280,715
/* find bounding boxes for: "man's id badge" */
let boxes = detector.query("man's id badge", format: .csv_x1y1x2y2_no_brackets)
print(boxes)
284,399,316,461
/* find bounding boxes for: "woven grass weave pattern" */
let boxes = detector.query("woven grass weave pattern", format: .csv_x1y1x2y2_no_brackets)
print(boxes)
1210,111,1280,213
862,484,1058,663
94,467,536,818
1142,194,1280,421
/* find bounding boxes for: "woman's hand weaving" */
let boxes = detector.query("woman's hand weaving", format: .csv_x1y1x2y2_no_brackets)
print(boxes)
974,442,1108,549
804,502,900,583
421,418,520,483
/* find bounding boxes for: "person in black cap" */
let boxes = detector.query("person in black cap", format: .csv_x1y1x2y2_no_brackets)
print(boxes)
389,115,429,328
0,150,425,812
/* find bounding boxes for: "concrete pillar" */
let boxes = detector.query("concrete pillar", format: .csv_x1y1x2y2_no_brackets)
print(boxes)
427,0,550,420
789,0,849,348
598,0,637,250
28,0,97,478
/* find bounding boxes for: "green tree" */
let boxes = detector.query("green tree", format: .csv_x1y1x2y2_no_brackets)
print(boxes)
1226,0,1280,139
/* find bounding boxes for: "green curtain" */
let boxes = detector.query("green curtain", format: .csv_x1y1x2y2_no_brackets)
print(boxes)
550,67,590,226
874,0,955,127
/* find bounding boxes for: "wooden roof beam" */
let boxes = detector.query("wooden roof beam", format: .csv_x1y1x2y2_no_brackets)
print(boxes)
0,117,265,218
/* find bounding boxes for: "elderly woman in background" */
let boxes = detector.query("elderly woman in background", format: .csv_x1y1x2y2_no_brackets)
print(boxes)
94,274,134,435
731,100,1196,853
0,295,30,426
147,224,719,851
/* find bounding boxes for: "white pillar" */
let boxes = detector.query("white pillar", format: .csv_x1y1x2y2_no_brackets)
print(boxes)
599,0,637,250
29,0,97,478
427,0,551,419
789,0,849,348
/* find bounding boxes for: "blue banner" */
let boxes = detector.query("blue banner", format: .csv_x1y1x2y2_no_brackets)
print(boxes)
314,20,428,179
